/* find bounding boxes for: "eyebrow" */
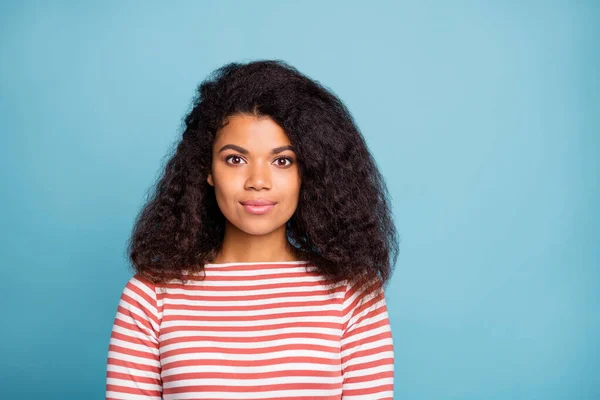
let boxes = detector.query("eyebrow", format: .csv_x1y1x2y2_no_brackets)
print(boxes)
218,144,295,155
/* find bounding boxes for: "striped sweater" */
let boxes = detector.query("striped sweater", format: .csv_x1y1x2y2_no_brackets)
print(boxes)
106,261,394,399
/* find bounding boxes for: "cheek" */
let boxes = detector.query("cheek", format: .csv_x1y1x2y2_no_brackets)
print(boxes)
215,179,238,201
213,172,238,202
281,174,301,200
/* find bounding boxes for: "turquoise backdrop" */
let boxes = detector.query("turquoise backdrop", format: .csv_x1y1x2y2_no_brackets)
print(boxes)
1,1,598,399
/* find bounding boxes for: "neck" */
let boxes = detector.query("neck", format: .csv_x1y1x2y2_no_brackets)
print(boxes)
212,221,301,264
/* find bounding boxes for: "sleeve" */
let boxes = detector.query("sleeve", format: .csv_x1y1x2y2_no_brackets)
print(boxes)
106,274,163,400
340,278,395,400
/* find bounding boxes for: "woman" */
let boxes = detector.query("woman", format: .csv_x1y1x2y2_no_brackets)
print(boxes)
106,60,399,399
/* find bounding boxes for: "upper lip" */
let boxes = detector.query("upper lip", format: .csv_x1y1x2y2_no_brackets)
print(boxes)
240,199,277,206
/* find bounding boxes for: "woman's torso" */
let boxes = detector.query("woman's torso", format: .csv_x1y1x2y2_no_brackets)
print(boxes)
156,261,346,399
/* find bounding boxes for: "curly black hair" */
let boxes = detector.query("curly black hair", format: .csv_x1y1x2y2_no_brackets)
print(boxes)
127,59,399,297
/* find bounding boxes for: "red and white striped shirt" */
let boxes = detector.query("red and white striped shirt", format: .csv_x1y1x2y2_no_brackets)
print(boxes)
106,261,394,399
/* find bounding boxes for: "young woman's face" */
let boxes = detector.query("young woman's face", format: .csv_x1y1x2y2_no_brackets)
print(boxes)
207,114,301,236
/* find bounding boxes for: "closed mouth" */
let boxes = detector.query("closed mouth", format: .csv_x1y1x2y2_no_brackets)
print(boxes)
240,200,277,206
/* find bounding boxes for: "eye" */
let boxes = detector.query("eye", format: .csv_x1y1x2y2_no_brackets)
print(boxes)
224,155,294,167
225,155,246,165
274,157,294,167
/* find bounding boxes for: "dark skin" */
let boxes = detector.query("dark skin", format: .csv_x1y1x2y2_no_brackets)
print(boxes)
206,114,302,263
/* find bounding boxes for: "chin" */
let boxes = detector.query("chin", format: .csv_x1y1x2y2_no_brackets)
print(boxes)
238,224,283,236
229,218,287,236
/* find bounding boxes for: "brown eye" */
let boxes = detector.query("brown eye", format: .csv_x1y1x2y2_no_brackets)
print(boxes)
274,157,293,167
225,155,246,165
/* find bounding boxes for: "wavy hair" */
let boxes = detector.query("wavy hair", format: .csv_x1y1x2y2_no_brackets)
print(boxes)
127,59,399,296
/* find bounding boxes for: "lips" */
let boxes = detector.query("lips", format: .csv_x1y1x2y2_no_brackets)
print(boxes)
240,199,277,206
240,199,277,215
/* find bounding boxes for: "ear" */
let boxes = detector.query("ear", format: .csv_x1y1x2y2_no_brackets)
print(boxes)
207,174,214,186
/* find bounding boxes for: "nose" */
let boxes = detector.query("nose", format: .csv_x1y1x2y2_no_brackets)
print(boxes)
244,161,272,190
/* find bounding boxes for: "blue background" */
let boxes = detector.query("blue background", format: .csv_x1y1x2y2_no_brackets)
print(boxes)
1,1,598,399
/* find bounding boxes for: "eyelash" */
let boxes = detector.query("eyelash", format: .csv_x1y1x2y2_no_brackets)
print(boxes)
224,155,294,167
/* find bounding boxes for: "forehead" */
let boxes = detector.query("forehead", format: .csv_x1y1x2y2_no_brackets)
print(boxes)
214,114,291,147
